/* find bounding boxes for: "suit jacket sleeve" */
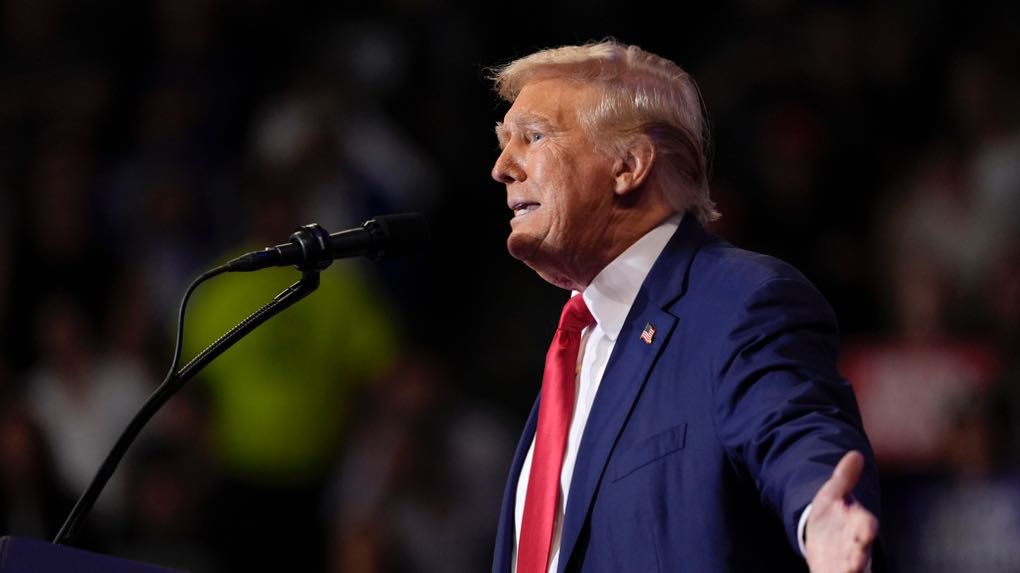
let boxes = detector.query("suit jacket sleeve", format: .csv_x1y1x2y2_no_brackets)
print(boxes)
711,275,880,553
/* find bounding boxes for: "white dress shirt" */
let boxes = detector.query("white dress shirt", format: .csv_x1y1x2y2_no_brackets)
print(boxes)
512,216,681,573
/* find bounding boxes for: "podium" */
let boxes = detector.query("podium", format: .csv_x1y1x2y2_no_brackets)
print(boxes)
0,536,185,572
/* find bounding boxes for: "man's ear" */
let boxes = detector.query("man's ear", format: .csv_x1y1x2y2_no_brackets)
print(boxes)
613,135,656,195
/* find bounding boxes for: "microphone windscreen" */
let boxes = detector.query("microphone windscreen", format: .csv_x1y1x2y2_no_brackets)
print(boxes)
369,213,430,257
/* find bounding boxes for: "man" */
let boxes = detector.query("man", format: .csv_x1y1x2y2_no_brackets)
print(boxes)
488,41,880,573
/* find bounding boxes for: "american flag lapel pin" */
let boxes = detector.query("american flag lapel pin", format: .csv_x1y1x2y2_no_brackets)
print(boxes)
640,322,655,345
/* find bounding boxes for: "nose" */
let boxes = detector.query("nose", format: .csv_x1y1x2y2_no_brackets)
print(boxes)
491,146,524,185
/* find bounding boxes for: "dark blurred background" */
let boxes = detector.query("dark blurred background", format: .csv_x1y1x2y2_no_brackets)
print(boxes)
0,0,1018,571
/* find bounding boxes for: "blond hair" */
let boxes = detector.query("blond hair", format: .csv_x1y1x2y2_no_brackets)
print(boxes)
490,40,719,224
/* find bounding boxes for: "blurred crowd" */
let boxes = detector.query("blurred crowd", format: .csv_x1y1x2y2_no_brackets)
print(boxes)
0,0,1017,572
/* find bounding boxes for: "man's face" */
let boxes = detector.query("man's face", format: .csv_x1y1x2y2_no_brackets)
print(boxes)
491,78,618,290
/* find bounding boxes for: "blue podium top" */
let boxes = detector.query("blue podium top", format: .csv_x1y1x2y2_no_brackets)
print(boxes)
0,536,186,573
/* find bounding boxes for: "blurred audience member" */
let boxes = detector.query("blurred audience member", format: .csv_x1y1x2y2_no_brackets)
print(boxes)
103,159,214,334
23,295,151,527
326,351,515,573
117,437,217,573
842,258,1000,470
5,135,115,373
882,50,1020,330
992,251,1020,465
248,23,440,234
882,391,1020,573
185,189,399,572
0,400,73,540
0,185,9,345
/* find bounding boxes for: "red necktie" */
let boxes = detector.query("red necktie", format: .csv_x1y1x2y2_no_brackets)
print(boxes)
518,295,595,573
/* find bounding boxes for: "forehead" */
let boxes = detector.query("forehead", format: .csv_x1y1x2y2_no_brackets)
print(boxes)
501,78,597,129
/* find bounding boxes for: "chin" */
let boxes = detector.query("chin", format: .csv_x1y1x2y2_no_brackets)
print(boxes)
506,230,538,263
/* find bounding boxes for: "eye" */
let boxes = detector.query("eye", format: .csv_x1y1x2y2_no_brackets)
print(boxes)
527,131,544,143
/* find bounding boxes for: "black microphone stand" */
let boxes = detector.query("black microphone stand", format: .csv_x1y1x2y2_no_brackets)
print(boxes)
53,225,334,546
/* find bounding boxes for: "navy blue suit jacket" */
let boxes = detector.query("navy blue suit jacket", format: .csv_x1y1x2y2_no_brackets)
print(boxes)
493,218,880,573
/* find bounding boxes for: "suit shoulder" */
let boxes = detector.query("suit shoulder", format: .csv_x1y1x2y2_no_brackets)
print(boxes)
690,238,819,300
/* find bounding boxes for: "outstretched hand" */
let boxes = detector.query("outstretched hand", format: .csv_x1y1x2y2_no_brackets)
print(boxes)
804,451,879,573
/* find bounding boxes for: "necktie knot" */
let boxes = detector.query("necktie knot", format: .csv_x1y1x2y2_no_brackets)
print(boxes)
559,294,594,334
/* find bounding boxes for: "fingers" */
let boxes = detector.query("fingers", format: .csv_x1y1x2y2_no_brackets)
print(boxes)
845,506,878,572
846,546,869,572
815,450,865,503
849,506,879,547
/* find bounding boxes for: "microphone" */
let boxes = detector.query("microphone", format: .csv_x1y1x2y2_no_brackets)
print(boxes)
225,213,429,272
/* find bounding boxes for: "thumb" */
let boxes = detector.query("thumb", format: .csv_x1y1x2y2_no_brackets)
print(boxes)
815,450,864,504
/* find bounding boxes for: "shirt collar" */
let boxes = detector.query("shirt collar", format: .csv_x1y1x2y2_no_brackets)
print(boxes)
577,214,682,341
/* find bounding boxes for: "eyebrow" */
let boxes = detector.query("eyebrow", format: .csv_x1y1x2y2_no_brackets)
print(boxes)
493,113,556,149
494,122,509,149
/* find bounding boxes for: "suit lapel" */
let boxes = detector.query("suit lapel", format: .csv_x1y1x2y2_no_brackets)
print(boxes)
492,397,540,573
556,218,709,571
556,306,676,570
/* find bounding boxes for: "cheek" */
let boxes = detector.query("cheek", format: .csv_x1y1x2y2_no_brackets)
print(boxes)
528,159,567,211
533,150,608,232
555,164,610,216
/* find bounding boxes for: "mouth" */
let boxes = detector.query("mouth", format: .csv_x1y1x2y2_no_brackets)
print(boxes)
509,201,540,218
